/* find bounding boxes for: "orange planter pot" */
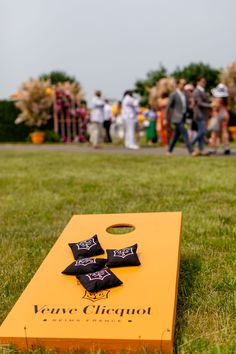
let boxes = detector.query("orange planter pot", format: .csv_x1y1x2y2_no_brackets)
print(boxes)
30,131,45,144
229,127,236,142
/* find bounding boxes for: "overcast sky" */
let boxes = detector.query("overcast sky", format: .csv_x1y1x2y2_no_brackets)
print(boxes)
1,0,236,102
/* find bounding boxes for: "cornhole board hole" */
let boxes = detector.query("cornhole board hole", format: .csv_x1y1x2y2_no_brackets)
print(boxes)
0,212,182,353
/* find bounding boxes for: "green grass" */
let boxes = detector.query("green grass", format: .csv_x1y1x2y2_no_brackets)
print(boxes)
0,151,235,354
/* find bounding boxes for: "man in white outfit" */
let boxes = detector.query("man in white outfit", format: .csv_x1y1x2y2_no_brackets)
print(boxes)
122,90,139,149
90,90,105,148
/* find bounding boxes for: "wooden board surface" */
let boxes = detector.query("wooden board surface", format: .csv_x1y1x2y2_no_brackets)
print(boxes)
0,212,182,353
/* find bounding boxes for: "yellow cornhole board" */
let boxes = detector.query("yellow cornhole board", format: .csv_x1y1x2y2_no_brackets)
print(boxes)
0,212,182,353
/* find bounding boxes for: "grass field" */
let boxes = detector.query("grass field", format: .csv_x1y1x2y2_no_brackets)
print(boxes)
0,151,235,354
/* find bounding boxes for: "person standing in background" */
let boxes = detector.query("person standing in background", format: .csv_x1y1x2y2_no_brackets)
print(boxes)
144,105,157,145
209,83,231,155
122,90,139,149
156,92,169,145
184,84,198,141
110,101,124,142
89,90,105,148
103,99,112,143
77,100,89,143
191,77,212,155
166,78,194,155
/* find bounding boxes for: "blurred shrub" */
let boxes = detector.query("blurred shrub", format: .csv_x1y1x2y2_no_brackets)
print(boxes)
0,100,30,141
0,100,57,142
44,130,61,142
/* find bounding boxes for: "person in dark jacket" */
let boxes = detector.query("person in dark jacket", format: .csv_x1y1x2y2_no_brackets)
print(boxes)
191,76,212,155
166,78,194,155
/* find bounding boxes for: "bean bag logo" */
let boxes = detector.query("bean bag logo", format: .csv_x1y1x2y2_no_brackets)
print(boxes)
83,290,110,302
86,270,110,281
76,239,96,251
113,247,133,259
75,258,96,267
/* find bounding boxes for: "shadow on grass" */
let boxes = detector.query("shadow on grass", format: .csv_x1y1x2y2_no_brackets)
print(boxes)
174,255,202,352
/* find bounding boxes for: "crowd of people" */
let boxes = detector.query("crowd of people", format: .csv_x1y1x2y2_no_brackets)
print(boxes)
84,77,231,155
